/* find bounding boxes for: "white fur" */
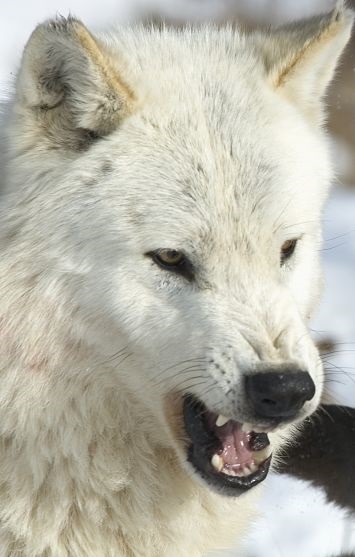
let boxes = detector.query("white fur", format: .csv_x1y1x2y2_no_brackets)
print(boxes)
0,8,352,556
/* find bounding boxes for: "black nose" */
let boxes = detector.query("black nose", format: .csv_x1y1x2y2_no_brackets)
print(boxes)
245,371,316,420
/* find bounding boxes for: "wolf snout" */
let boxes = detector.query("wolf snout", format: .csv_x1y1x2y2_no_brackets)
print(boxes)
244,370,315,421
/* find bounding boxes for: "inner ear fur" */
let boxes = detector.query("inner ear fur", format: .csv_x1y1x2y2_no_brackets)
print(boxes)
16,17,136,150
259,5,354,123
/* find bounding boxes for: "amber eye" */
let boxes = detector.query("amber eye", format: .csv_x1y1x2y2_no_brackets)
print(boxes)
154,249,184,266
146,249,194,281
280,239,298,265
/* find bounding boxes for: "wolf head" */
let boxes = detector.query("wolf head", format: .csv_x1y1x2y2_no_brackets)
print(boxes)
1,8,353,495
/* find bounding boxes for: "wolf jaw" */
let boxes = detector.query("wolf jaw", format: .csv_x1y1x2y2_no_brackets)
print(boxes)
183,395,272,495
0,6,353,557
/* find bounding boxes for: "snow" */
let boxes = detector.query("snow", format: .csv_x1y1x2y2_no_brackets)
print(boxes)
242,474,355,557
312,188,355,408
0,1,354,556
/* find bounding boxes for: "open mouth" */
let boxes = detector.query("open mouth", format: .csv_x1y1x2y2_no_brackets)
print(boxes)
183,395,272,496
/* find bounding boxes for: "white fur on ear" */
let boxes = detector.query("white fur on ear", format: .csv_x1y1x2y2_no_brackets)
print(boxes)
16,17,136,149
259,6,354,123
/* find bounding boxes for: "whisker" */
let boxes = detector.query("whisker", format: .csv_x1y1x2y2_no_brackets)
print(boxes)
277,219,322,231
318,241,348,252
321,349,355,357
272,197,296,233
323,230,355,242
151,357,207,382
152,366,206,388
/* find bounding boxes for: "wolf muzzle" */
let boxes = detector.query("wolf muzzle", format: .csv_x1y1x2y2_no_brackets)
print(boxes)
245,370,315,421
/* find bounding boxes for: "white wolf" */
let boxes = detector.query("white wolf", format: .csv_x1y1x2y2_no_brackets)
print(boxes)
0,5,352,556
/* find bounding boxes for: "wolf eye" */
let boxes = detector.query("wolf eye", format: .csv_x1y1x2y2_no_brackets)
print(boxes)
155,249,184,266
147,249,194,281
280,239,298,265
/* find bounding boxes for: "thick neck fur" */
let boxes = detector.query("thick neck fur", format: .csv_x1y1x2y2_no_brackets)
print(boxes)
0,263,253,556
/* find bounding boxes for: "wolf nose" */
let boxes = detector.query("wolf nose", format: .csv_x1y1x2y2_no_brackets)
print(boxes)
245,371,315,420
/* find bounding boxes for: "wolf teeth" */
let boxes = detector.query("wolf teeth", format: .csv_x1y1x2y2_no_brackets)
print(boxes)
211,454,224,472
247,462,258,474
216,460,258,478
224,468,237,476
252,445,272,464
241,422,254,432
215,415,229,427
237,468,250,477
235,467,253,478
242,423,272,434
252,426,271,434
211,449,271,476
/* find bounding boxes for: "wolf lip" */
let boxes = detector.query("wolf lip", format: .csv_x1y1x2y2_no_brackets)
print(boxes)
183,395,272,496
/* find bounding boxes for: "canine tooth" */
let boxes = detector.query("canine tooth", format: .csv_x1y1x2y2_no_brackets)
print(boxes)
211,454,224,472
248,462,258,474
216,415,229,427
224,468,237,476
243,465,253,476
241,423,254,433
236,468,248,477
253,445,272,464
253,426,268,433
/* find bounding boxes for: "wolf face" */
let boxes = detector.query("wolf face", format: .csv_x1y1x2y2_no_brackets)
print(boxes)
2,9,353,501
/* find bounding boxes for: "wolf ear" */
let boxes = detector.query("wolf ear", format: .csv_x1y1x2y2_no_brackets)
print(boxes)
16,17,136,150
261,6,353,122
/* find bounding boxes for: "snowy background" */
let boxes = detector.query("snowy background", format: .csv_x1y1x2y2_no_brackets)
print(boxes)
0,1,354,556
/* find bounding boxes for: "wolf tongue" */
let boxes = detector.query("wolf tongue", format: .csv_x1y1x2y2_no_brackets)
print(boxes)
217,422,252,467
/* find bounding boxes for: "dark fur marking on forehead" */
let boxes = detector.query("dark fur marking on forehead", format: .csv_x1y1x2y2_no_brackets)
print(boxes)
36,169,52,181
196,163,206,177
129,208,146,227
176,178,197,202
84,176,99,187
100,160,114,175
84,160,114,187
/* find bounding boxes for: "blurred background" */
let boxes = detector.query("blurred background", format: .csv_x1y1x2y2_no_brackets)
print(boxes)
0,1,354,556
